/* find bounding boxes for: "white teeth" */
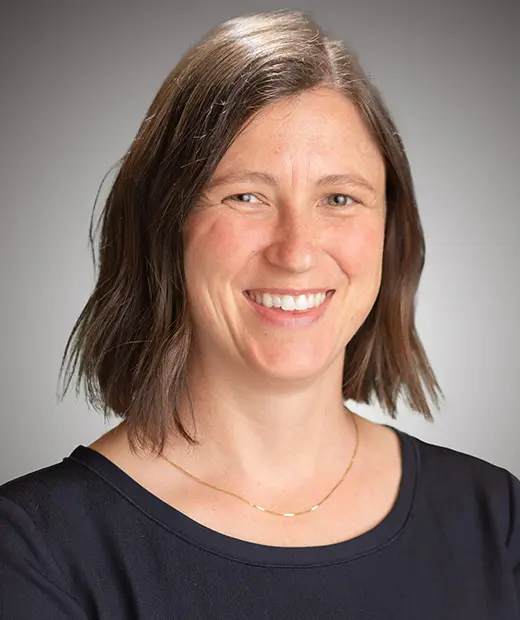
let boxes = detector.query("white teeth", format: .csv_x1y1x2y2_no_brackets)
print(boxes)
262,293,273,308
294,295,308,310
248,291,329,312
281,296,296,311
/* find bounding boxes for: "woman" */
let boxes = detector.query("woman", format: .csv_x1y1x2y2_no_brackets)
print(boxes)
1,9,519,619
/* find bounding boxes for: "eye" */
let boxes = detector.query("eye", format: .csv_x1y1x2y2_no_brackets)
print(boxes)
226,193,262,204
322,193,357,208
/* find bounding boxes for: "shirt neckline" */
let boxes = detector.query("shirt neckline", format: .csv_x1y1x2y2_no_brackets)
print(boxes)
66,424,417,567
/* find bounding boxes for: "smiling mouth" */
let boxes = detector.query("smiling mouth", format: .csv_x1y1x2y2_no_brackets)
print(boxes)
244,290,335,313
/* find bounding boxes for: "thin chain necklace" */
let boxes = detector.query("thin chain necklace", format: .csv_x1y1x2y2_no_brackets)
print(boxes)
159,414,359,517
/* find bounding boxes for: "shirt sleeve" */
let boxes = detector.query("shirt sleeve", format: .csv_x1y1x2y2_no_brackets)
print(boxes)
0,496,89,620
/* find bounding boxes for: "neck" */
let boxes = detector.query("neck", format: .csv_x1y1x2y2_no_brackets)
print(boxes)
168,349,358,492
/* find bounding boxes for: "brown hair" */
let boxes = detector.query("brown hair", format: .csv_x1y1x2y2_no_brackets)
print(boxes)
58,9,443,457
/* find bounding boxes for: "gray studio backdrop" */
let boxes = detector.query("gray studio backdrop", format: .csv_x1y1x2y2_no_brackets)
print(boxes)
1,0,519,484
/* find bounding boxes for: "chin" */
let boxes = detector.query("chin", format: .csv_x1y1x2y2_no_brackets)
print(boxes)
248,346,340,385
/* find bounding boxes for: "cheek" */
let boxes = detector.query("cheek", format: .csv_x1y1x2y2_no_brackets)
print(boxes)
184,212,260,287
332,216,385,276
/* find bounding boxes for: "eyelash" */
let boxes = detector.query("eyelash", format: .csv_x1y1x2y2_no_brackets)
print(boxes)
226,193,359,207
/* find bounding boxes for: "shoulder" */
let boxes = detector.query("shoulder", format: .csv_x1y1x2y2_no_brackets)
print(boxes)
0,451,102,569
405,427,517,492
0,447,117,567
398,427,520,565
0,450,94,521
0,452,100,610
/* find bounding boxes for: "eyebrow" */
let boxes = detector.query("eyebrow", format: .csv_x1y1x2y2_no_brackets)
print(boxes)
204,171,377,194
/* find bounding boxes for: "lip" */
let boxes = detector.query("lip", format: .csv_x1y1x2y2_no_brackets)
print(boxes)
243,290,334,328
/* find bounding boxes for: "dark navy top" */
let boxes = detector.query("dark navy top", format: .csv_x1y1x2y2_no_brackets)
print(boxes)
1,425,519,619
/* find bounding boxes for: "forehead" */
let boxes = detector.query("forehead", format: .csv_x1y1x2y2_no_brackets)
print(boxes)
213,87,385,187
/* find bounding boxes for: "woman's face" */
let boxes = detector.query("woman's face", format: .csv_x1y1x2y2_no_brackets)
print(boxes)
183,87,386,385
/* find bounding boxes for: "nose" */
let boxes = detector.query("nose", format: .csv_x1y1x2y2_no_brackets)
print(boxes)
264,208,318,274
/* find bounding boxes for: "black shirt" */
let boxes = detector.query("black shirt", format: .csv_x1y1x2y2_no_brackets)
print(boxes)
1,425,519,619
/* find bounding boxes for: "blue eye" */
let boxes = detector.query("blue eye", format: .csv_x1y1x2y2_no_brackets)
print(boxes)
228,193,260,203
325,194,356,207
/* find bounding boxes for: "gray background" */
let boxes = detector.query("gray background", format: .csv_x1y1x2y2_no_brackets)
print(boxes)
1,0,519,484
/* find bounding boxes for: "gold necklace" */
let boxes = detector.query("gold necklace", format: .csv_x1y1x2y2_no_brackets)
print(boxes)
159,414,359,517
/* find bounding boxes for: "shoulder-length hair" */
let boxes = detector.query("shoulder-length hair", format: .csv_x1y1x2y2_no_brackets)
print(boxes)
58,10,442,456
